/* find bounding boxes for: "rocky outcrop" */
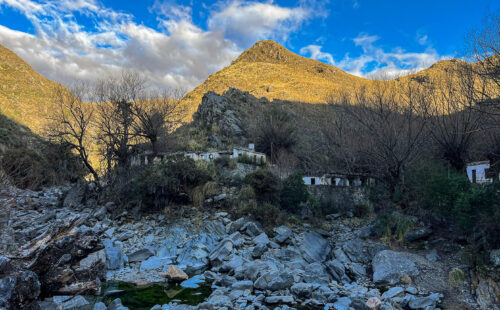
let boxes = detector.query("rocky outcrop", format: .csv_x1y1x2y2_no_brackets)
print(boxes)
0,255,40,310
7,215,105,296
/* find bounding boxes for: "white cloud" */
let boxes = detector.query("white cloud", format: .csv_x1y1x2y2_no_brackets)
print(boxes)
299,44,334,64
207,1,309,46
0,0,314,91
301,33,450,79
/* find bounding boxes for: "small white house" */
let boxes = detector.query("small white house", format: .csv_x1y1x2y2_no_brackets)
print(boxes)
466,161,492,184
231,144,267,165
303,176,330,185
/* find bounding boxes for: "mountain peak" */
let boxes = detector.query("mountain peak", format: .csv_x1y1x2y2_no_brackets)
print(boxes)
234,40,297,64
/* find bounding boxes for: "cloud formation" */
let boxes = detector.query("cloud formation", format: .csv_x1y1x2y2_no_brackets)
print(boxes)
301,33,450,79
0,0,312,90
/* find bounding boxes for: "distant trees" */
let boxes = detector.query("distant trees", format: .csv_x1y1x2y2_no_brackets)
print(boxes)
327,82,430,192
255,107,297,162
424,63,483,170
48,71,186,181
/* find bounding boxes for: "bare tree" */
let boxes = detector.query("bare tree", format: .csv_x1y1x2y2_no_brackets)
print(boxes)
132,89,186,154
94,72,147,173
46,84,100,182
424,63,484,170
328,82,430,191
466,12,500,89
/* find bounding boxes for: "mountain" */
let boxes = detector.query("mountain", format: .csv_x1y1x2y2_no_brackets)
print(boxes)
0,44,68,134
179,40,460,120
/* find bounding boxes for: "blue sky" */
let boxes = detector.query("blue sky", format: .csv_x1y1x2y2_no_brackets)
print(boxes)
0,0,498,90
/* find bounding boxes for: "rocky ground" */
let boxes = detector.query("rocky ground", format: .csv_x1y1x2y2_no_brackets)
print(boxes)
1,185,499,310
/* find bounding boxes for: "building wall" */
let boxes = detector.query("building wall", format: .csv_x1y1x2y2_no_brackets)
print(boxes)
231,148,267,164
466,162,491,183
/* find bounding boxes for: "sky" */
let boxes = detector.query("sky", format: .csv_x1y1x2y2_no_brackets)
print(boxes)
0,0,498,91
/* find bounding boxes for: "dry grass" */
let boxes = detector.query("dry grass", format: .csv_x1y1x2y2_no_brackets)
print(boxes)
0,44,70,134
178,40,485,121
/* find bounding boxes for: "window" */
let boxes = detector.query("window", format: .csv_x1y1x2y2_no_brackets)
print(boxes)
472,169,477,183
311,178,316,185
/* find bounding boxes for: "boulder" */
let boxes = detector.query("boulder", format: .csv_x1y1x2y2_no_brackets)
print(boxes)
404,228,433,242
127,248,154,263
490,249,500,267
208,240,233,266
0,256,40,310
140,257,172,271
342,239,369,263
291,283,315,299
382,287,404,299
11,218,105,296
231,280,253,291
108,298,129,310
333,297,352,310
52,295,89,310
164,265,188,282
408,294,439,309
475,278,500,309
254,271,294,291
325,259,346,282
426,249,440,262
265,295,294,304
303,262,331,284
273,226,292,244
93,302,107,310
366,297,381,310
372,250,419,285
296,231,331,263
105,244,125,270
252,232,270,246
241,221,262,237
79,250,106,270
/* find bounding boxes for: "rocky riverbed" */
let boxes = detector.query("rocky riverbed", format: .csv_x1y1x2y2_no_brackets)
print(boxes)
0,185,498,310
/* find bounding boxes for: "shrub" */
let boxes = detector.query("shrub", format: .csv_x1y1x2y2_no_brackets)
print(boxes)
454,182,500,250
239,185,256,201
123,157,212,211
353,201,373,218
236,201,286,230
404,160,470,215
1,148,52,189
448,268,466,287
244,168,280,203
280,172,309,213
374,212,414,242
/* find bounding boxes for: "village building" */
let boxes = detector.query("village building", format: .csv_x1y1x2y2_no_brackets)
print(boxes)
466,160,500,184
131,144,266,167
303,173,372,187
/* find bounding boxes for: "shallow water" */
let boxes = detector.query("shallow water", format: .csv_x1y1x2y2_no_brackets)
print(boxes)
99,281,212,310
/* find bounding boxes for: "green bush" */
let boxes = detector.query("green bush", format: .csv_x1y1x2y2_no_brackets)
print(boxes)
244,168,280,203
280,172,309,213
353,202,373,218
236,201,286,229
124,157,212,211
405,161,470,215
374,212,414,242
0,144,83,190
454,182,500,250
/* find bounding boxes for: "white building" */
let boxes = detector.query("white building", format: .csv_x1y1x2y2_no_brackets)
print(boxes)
466,161,492,184
230,145,267,165
131,144,266,166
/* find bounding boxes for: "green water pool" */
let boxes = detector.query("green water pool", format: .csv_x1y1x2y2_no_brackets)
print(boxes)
97,281,212,310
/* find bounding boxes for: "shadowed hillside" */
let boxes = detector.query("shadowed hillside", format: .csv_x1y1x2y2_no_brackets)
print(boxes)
179,40,467,120
0,44,69,134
